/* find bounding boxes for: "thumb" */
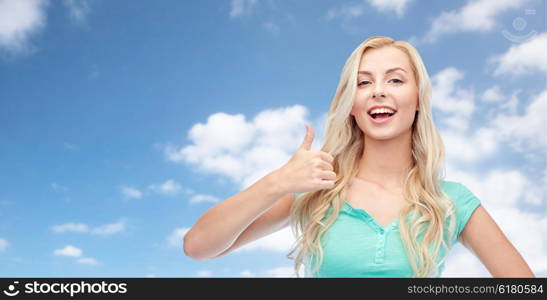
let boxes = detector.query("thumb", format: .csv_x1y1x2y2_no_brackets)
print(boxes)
299,124,315,151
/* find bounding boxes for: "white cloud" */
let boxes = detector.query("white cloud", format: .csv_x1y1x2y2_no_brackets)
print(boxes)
0,0,48,54
196,270,213,277
441,127,499,163
63,0,90,24
229,0,257,18
262,21,280,35
77,257,98,265
126,179,185,198
492,32,547,76
440,87,545,164
432,67,475,132
147,179,181,196
52,220,126,236
166,105,324,189
51,222,89,233
480,87,522,127
53,245,98,266
498,90,520,115
121,186,142,199
328,0,412,20
263,266,296,277
235,226,295,253
0,238,9,251
481,85,504,103
54,245,82,257
447,168,543,207
168,112,255,165
90,221,125,236
442,244,490,277
434,61,544,161
240,269,255,277
189,194,219,204
367,0,413,17
492,89,547,151
167,227,190,248
423,0,527,42
326,3,366,21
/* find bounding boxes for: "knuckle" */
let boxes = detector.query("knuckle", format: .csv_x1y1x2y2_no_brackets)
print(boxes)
313,158,322,167
321,151,333,161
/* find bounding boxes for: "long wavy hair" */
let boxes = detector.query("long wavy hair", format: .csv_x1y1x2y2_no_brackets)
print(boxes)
287,36,457,277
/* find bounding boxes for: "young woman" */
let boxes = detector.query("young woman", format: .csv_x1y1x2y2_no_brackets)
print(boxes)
183,36,535,278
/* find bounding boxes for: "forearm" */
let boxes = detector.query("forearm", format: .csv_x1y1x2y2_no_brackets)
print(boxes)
183,169,287,260
488,247,535,278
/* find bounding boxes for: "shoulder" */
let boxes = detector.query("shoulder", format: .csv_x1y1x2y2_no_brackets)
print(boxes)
441,181,479,204
440,181,482,238
440,181,465,197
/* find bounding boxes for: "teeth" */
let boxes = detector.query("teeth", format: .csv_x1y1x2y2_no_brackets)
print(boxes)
369,107,395,115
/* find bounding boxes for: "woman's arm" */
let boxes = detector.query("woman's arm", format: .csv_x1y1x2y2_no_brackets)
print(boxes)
459,205,535,277
183,170,288,261
211,192,295,259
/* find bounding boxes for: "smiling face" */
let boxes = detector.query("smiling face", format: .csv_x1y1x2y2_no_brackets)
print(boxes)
351,46,419,141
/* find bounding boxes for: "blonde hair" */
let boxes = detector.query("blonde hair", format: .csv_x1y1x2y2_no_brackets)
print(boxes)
287,36,457,277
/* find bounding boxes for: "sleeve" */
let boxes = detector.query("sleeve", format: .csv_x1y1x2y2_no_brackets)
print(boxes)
454,183,482,239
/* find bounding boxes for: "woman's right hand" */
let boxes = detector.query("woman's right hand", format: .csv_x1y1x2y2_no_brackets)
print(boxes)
276,124,336,194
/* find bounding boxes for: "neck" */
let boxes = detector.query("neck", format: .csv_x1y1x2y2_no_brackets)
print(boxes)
357,130,413,189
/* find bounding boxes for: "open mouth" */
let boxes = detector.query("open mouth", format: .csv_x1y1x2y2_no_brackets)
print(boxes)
369,112,397,120
368,109,397,124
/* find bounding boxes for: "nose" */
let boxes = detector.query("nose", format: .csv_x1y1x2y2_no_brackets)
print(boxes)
372,83,386,98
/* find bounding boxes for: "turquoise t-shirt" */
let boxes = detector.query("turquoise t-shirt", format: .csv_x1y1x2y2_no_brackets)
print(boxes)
294,181,481,278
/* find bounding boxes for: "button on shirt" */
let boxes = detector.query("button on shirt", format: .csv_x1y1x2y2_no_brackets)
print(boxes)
294,181,481,277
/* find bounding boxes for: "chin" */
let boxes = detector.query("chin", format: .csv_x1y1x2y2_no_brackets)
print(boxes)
363,128,407,141
365,133,397,141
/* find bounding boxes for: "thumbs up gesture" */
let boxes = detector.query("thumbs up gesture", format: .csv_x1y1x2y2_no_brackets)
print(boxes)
276,124,336,194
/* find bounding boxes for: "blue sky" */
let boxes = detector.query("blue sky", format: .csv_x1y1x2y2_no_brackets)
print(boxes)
0,0,545,277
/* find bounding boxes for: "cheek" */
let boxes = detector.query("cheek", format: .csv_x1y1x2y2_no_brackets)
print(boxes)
351,94,368,115
395,87,418,110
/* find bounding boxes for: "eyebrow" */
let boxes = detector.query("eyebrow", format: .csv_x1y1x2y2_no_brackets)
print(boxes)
358,67,407,76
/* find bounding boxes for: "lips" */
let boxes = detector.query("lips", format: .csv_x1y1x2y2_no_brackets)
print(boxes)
368,112,397,124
